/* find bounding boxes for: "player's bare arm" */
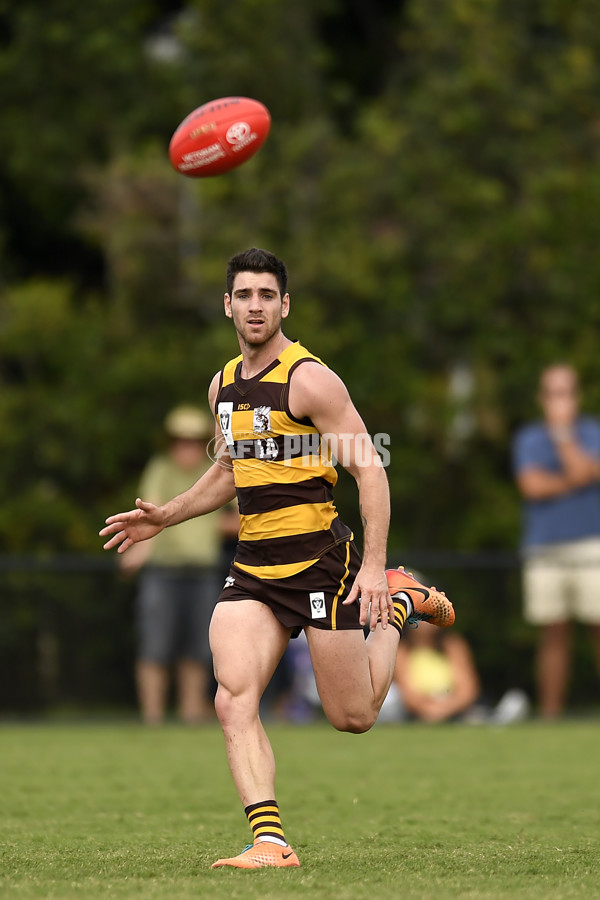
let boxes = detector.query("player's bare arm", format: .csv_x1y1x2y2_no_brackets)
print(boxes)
288,361,393,632
100,373,236,553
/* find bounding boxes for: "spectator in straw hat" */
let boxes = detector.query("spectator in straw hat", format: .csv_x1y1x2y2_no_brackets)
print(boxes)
121,405,238,724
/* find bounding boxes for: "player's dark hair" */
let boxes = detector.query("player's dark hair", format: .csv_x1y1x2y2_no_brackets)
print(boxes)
226,248,288,297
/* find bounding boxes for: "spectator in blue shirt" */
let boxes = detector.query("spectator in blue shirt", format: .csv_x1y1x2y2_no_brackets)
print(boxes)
512,364,600,718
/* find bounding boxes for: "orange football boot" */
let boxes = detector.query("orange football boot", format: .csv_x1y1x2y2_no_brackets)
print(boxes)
386,566,455,628
211,841,301,869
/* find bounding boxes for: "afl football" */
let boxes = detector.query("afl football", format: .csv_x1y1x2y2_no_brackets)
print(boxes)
168,96,271,177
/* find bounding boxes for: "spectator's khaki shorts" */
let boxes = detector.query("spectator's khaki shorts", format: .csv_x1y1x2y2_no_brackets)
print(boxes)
523,537,600,625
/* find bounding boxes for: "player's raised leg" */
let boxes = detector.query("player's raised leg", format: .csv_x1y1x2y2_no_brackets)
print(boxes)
209,599,300,869
308,567,455,732
306,625,401,732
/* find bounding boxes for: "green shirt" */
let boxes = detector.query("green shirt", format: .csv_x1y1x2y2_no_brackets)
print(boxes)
139,454,221,567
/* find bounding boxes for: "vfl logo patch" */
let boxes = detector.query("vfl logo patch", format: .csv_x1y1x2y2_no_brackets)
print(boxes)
309,591,326,620
218,401,234,446
253,405,271,434
223,575,235,588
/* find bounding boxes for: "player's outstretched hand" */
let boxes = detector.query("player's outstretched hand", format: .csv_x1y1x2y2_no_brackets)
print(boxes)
342,565,394,632
100,498,166,553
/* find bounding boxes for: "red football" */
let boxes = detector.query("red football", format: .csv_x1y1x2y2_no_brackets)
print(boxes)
168,96,271,178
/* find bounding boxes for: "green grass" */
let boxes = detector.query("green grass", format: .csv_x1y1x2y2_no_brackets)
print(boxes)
1,721,600,899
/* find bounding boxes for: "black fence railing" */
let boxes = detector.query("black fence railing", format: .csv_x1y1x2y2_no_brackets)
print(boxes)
1,553,598,715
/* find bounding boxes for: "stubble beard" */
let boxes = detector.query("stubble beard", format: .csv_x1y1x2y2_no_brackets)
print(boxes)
236,316,282,351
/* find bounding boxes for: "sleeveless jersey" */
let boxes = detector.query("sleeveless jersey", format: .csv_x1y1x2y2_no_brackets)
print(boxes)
215,341,352,580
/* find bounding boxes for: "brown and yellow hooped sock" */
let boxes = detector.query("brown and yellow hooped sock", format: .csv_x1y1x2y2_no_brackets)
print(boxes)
245,800,287,847
379,593,413,636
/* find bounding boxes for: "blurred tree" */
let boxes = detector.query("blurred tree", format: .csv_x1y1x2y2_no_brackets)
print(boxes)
3,0,600,711
373,0,600,546
1,0,600,558
0,0,182,284
0,276,229,552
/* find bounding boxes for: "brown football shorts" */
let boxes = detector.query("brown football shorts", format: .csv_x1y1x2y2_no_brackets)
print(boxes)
217,539,362,637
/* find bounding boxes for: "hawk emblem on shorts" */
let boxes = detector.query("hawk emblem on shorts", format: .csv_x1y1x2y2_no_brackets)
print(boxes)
253,406,271,434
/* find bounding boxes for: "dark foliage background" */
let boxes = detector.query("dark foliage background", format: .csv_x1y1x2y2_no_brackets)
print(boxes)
2,0,599,711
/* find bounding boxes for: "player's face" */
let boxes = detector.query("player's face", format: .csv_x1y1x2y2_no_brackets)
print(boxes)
224,272,290,347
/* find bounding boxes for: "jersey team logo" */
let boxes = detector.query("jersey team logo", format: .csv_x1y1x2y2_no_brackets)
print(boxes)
253,406,271,434
309,591,326,619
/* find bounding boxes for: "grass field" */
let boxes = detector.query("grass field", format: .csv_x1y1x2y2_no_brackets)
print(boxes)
1,721,600,899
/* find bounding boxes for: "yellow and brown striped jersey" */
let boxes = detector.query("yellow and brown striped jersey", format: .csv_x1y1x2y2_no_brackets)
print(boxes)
215,341,352,580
